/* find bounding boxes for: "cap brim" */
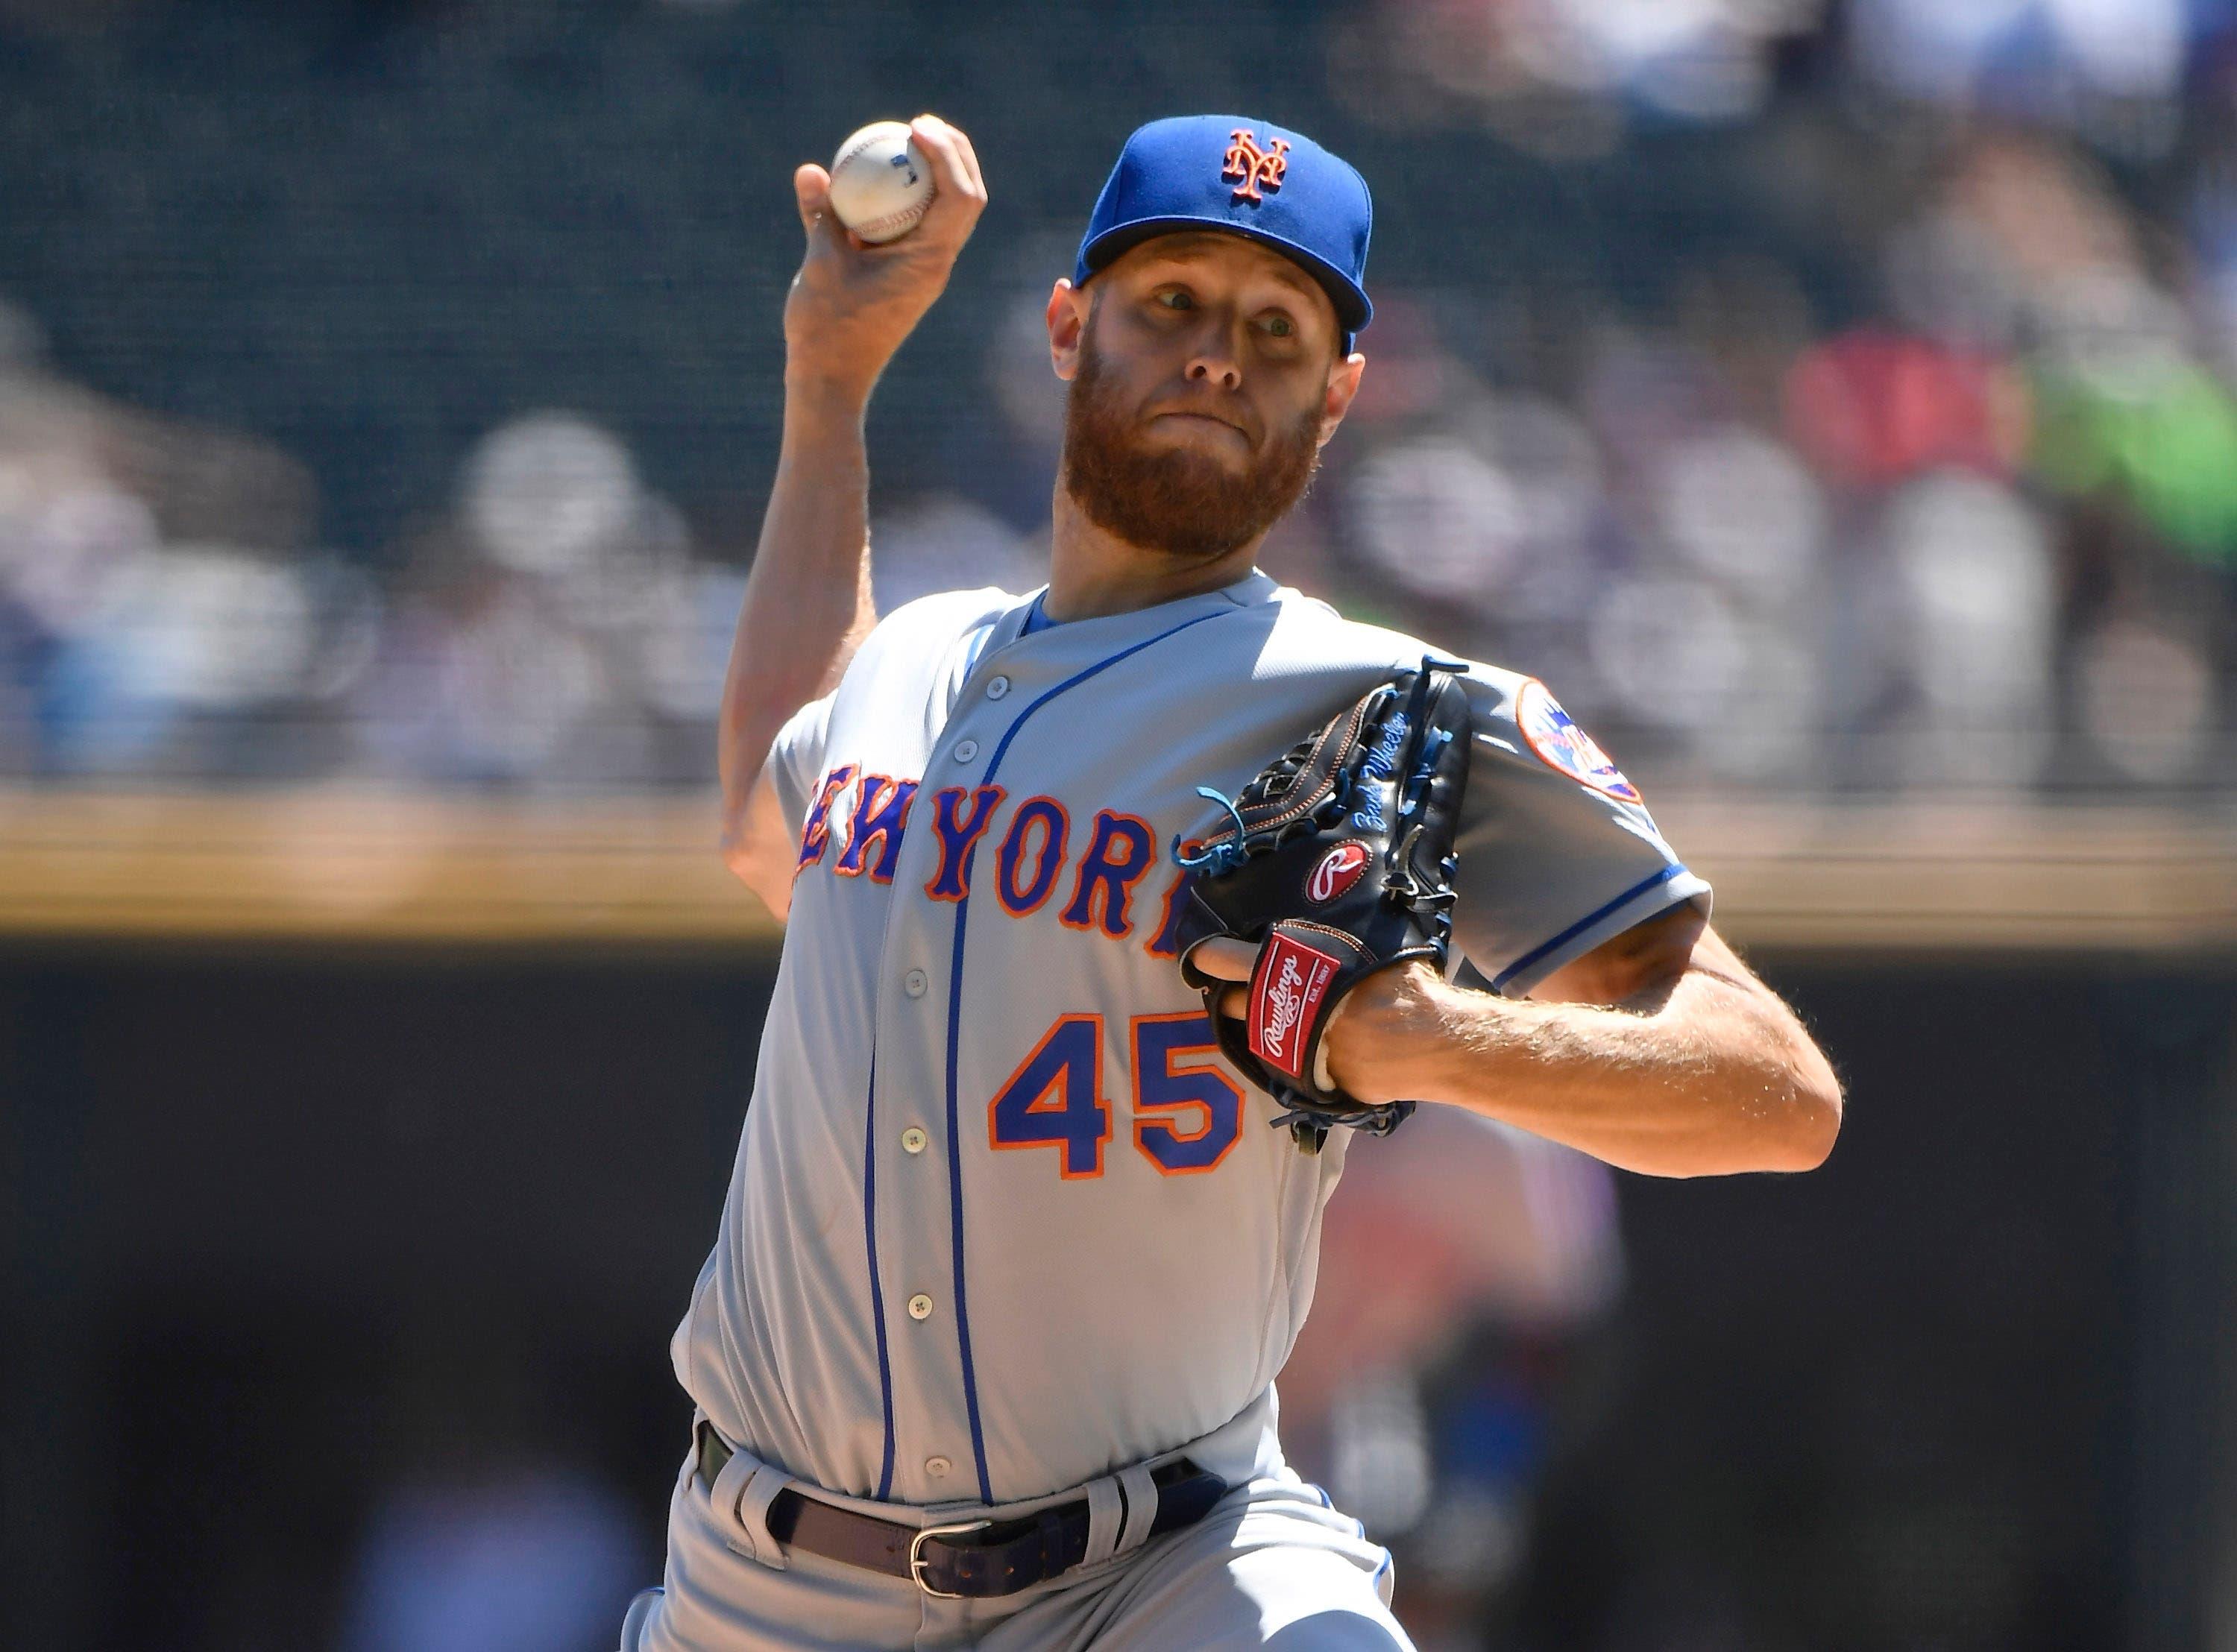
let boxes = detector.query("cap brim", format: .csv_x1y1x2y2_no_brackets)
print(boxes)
1077,215,1371,334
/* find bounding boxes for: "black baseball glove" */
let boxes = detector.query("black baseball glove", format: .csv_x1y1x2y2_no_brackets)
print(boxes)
1171,658,1473,1153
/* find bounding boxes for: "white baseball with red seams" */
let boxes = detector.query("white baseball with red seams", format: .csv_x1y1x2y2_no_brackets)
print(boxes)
825,121,936,244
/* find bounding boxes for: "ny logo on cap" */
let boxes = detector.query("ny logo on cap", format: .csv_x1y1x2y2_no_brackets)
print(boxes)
1221,129,1290,204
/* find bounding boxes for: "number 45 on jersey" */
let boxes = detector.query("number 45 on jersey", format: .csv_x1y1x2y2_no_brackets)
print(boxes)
988,1011,1242,1179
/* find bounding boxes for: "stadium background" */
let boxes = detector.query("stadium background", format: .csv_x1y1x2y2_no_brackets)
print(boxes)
0,1,2233,1648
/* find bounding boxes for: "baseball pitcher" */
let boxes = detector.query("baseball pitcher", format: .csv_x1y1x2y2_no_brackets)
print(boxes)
619,113,1843,1652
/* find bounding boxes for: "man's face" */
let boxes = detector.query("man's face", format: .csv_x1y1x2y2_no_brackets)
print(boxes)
1050,233,1364,562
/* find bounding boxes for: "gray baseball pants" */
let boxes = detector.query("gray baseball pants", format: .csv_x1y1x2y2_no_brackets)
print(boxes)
620,1432,1412,1651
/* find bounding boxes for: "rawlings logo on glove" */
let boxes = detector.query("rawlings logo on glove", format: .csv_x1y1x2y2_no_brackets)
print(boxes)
1171,658,1473,1153
1252,934,1338,1076
1306,843,1370,904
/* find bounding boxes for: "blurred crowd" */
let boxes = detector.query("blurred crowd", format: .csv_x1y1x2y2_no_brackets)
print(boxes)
1272,133,2237,798
0,344,743,787
1,10,2212,1652
1,0,2233,801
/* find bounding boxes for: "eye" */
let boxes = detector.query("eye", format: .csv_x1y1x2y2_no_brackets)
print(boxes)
1259,313,1297,338
1154,289,1195,312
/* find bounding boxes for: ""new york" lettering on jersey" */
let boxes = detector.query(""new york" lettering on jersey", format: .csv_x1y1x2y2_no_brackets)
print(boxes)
795,770,1197,959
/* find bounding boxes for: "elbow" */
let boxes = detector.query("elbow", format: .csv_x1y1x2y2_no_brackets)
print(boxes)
1757,1055,1843,1173
719,830,790,924
1769,1084,1842,1172
717,819,755,886
1613,1013,1843,1179
1720,1006,1843,1174
1664,1055,1840,1179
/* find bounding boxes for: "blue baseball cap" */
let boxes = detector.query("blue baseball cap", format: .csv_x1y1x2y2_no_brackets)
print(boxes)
1074,116,1373,346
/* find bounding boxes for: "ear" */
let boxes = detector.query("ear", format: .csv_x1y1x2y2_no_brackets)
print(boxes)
1315,352,1367,448
1047,279,1089,382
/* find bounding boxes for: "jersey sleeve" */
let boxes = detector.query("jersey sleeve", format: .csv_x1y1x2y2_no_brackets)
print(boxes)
1444,666,1711,997
758,584,1020,836
763,690,837,838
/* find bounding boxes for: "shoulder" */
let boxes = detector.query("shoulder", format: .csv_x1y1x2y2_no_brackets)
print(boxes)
1253,584,1440,672
833,584,1022,696
1259,584,1643,801
1258,584,1531,701
861,584,1021,655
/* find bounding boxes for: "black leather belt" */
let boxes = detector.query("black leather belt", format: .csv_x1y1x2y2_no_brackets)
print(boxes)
695,1422,1227,1599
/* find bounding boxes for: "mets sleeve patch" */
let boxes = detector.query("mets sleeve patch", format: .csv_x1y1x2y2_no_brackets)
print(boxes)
1514,678,1644,804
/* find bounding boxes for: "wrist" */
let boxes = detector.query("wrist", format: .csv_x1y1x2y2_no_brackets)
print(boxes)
782,366,877,426
1321,959,1454,1103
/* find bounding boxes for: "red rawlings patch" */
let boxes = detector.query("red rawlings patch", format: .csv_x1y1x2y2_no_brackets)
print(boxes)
1250,933,1340,1080
1305,841,1371,906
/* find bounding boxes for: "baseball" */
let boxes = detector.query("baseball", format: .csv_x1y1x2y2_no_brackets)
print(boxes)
825,120,935,245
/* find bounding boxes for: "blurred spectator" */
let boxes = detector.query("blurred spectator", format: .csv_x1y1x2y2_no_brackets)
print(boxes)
1855,0,2194,142
335,1326,644,1652
1280,1106,1624,1651
0,5,2232,801
1335,0,1829,154
338,1468,641,1652
869,494,1042,615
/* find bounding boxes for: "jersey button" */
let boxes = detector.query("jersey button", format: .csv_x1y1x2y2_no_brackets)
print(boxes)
952,740,979,763
985,676,1010,701
903,968,928,997
925,1456,952,1478
907,1293,935,1321
901,1126,928,1155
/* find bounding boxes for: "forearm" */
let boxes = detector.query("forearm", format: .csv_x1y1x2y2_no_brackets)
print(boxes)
717,376,879,850
712,115,984,870
1338,962,1841,1179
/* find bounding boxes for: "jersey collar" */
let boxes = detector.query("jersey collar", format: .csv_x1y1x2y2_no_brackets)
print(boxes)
987,567,1280,656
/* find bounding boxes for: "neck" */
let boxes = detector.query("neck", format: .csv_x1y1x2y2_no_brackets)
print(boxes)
1042,484,1262,622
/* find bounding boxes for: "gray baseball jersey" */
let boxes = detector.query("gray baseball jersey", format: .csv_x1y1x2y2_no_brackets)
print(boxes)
671,568,1708,1511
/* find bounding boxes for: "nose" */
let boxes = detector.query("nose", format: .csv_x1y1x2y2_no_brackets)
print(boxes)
1184,322,1244,392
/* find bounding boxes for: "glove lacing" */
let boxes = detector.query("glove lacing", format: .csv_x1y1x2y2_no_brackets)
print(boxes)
1171,657,1470,1153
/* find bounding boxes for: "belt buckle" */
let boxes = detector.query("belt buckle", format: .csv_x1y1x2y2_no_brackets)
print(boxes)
907,1518,992,1599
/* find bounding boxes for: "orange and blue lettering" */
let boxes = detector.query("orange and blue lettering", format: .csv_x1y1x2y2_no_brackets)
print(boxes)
1060,810,1157,939
995,796,1070,916
1131,1012,1243,1175
835,774,918,883
924,785,1006,902
987,1014,1109,1179
796,764,858,874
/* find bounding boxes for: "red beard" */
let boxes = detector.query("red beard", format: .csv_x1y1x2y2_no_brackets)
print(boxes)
1059,330,1323,561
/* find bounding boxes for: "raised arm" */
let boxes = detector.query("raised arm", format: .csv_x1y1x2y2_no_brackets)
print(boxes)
717,115,986,912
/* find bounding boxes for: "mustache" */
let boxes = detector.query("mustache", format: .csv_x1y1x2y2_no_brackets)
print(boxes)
1143,397,1261,444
